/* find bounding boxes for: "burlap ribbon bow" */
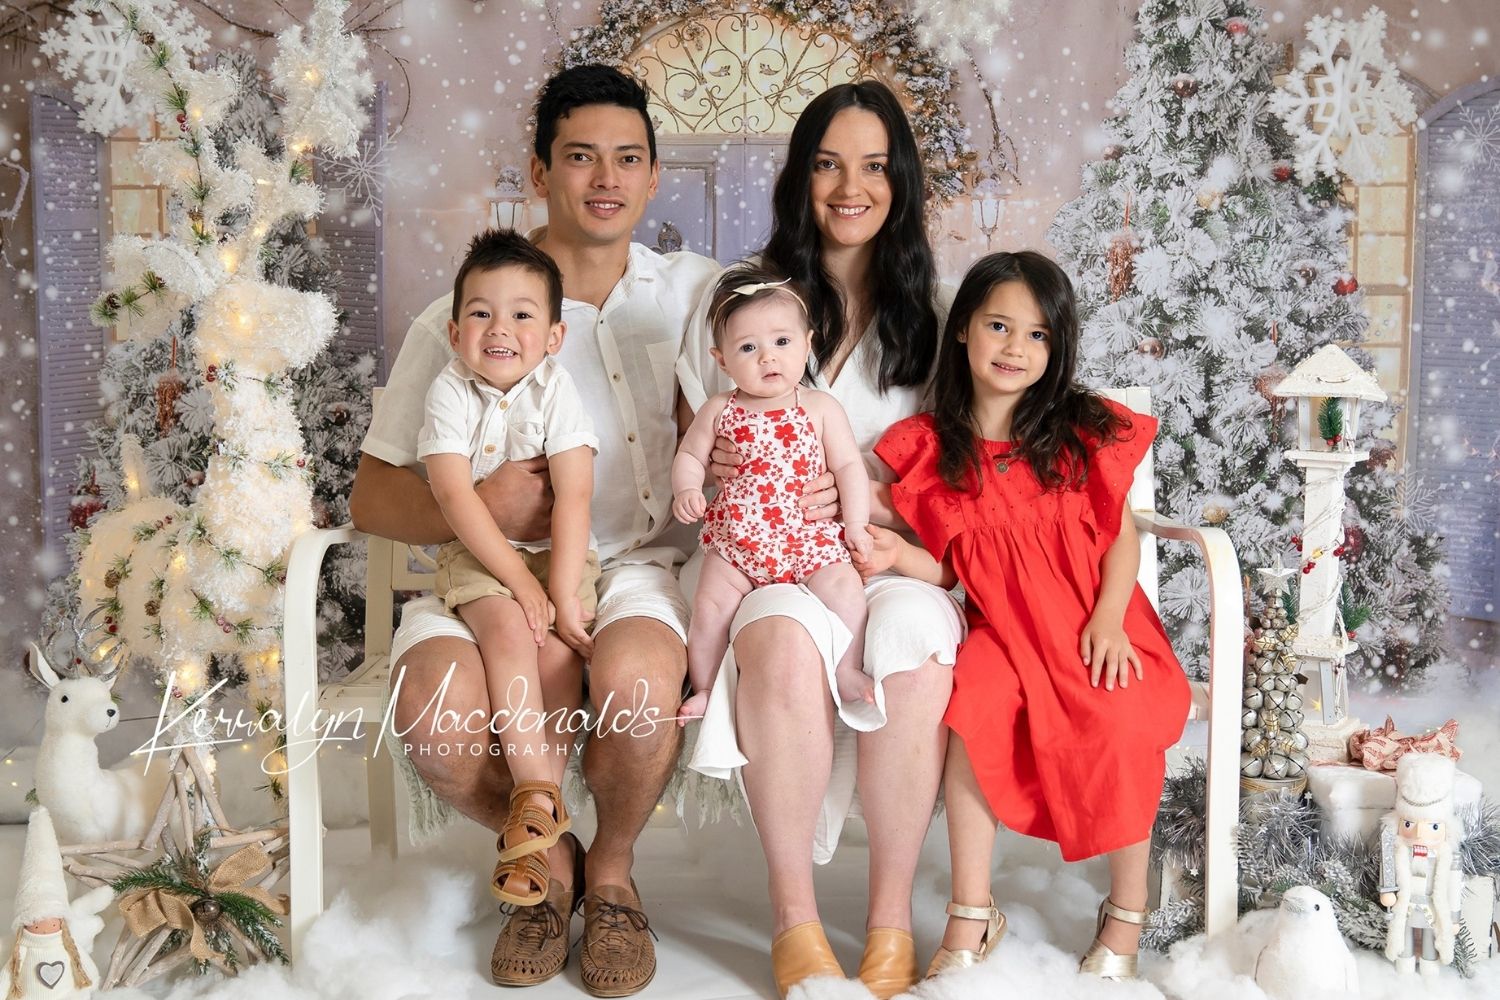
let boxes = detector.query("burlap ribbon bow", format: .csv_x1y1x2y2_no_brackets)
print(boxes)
119,845,288,962
1346,715,1461,771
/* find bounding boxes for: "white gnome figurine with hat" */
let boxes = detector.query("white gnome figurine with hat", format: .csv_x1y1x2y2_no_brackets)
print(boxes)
1379,752,1465,977
0,808,114,999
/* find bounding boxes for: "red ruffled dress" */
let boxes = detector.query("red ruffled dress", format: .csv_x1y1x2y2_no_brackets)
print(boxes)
874,403,1189,860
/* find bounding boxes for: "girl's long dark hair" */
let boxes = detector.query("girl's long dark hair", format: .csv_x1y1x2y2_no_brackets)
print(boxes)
762,80,937,392
934,251,1126,493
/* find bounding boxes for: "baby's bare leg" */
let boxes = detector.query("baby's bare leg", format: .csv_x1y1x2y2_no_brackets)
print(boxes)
804,562,872,706
683,551,756,720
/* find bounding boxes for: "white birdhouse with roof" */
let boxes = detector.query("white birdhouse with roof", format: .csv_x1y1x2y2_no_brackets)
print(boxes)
1274,345,1388,733
1276,344,1388,456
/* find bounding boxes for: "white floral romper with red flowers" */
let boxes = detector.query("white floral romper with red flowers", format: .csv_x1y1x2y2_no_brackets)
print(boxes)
701,389,850,586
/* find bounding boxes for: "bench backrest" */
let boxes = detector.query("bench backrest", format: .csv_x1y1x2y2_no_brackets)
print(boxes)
1097,385,1159,610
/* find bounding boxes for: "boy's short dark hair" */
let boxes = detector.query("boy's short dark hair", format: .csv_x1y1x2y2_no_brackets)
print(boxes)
450,229,563,324
533,64,657,167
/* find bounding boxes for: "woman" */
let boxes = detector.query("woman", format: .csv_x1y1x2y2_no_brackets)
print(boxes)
677,80,961,1000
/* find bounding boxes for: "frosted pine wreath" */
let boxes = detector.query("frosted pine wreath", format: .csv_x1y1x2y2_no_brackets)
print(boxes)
556,0,975,200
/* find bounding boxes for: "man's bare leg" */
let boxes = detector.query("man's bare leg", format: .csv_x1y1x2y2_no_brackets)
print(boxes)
580,617,686,890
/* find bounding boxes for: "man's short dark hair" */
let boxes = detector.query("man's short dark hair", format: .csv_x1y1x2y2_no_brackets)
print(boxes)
533,64,657,167
450,229,563,324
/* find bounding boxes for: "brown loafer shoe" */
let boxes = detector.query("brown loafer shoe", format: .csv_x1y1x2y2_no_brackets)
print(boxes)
491,833,584,987
579,880,657,997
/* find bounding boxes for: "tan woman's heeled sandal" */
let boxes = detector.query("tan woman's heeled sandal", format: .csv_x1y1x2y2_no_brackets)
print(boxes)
925,897,1006,978
1078,897,1147,980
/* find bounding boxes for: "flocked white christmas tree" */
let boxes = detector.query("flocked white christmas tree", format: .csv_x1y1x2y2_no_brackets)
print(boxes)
38,0,373,730
1048,0,1449,688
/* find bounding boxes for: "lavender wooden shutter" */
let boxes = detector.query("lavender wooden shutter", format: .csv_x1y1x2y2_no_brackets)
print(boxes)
1412,80,1500,621
30,91,107,561
318,82,387,379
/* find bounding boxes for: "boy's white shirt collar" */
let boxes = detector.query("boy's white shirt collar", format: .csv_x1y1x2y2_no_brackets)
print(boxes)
444,352,560,394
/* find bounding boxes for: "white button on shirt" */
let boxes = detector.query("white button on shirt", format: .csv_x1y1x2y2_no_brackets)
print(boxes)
362,239,720,568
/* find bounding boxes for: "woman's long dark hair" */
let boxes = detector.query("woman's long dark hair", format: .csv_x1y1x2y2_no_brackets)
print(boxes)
762,80,937,392
933,251,1125,493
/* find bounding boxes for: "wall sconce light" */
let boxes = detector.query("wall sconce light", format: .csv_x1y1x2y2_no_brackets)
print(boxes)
487,165,528,231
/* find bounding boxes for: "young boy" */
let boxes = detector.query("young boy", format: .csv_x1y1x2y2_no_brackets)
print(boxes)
418,228,598,907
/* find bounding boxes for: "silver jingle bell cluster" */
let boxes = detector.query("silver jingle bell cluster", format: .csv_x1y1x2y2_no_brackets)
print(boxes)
1241,601,1311,781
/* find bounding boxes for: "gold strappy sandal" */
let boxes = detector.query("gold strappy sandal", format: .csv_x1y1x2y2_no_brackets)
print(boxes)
1078,897,1147,980
925,896,1006,978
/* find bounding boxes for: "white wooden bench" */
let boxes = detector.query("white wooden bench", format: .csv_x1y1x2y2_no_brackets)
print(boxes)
280,385,1244,951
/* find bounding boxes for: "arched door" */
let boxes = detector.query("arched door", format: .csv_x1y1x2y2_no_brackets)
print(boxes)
624,10,871,261
1412,79,1500,621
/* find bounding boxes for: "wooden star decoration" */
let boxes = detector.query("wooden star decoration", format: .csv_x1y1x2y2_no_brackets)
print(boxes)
56,745,288,989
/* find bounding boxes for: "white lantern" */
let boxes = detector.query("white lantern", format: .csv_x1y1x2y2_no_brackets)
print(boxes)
1272,345,1388,734
1274,344,1387,455
487,164,529,231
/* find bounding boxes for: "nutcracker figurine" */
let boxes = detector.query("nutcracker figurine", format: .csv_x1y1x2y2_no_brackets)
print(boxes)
1379,753,1465,977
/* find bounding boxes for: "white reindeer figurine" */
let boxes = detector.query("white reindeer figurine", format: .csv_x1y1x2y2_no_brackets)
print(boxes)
28,641,167,845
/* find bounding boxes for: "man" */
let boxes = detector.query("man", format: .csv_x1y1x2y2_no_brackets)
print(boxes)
350,64,719,994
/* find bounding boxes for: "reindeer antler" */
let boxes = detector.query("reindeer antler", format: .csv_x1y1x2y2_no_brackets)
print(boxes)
74,605,128,682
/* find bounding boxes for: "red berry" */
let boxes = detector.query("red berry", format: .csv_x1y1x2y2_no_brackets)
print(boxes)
1347,630,1356,639
295,458,306,468
103,616,113,624
107,624,118,634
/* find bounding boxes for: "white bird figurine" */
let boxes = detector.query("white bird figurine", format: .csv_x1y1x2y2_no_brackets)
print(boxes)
1254,886,1359,999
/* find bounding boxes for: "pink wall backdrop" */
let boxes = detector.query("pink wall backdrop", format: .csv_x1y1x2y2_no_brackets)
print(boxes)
0,0,1495,660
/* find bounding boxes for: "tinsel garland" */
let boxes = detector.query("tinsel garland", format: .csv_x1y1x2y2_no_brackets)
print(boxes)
557,0,974,200
1148,764,1500,967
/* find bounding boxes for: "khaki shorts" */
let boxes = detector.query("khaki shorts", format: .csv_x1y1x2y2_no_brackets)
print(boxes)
434,541,601,620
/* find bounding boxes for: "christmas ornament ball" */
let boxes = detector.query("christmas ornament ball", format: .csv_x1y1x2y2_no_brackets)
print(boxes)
1333,274,1359,295
1169,73,1200,98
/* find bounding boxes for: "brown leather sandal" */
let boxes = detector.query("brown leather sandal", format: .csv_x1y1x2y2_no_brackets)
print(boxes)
497,780,572,862
493,851,552,907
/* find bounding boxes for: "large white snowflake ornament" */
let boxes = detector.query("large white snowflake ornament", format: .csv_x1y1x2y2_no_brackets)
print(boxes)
40,0,212,136
1270,8,1416,184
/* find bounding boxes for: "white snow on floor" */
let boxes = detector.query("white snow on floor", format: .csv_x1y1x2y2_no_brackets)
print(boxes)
2,676,1498,999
